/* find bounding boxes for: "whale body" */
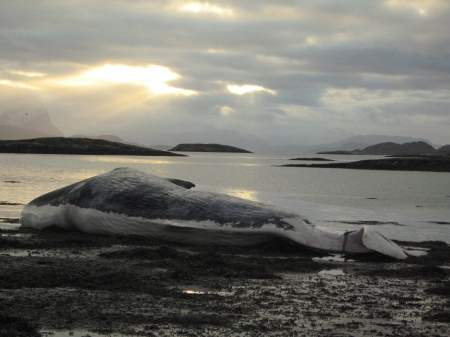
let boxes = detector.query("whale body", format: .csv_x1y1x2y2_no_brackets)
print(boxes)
20,167,425,259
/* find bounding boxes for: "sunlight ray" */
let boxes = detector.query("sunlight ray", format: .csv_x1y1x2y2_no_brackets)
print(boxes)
57,64,196,96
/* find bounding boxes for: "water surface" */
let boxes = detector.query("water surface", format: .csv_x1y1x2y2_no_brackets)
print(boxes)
1,153,449,242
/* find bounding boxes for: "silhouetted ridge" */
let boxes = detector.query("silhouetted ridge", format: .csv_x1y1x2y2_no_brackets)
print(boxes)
170,143,252,153
0,137,185,156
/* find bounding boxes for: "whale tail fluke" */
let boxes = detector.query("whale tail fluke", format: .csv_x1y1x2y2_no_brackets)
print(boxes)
360,226,427,259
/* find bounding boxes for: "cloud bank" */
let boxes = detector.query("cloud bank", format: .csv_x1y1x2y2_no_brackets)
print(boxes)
0,0,449,146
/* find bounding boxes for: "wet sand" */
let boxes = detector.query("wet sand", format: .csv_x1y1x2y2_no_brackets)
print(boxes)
1,227,449,337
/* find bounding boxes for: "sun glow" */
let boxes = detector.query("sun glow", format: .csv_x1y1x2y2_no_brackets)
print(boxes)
385,0,439,15
220,106,234,115
61,64,196,95
9,70,45,77
227,85,275,95
179,2,233,16
0,79,38,90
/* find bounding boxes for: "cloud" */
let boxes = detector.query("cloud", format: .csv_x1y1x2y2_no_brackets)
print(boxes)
0,0,449,145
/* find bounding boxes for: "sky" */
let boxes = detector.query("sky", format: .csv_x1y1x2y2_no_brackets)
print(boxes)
0,0,449,147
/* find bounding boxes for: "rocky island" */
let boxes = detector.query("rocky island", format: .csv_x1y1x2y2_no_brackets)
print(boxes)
0,137,185,156
281,156,450,172
318,141,448,156
297,141,450,172
170,143,252,153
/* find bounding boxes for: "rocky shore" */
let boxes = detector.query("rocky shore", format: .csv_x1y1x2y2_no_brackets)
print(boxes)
1,227,449,337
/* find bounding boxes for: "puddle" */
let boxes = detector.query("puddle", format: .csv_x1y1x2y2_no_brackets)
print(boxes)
0,223,21,230
318,268,347,276
0,233,34,238
312,254,355,262
178,287,234,297
1,250,44,257
183,290,206,295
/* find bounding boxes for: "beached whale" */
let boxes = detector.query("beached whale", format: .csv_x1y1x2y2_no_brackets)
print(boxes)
20,167,425,259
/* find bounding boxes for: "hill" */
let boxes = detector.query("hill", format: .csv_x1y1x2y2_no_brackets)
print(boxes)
170,143,252,153
359,141,436,155
319,141,437,155
310,135,436,154
438,145,450,154
0,137,185,156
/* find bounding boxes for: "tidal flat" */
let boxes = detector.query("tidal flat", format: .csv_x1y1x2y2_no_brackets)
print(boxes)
0,227,449,337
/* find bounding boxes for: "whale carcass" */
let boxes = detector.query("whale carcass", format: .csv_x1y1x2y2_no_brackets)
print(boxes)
20,167,425,259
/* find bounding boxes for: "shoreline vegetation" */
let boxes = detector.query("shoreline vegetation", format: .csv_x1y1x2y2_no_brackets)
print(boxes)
0,137,185,156
0,227,449,336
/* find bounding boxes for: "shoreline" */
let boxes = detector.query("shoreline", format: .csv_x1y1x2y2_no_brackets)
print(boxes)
281,157,450,172
1,228,449,336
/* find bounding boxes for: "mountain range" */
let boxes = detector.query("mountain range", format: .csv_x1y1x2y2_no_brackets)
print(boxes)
0,100,62,139
0,105,446,153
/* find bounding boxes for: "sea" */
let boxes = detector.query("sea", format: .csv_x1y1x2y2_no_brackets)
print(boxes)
1,152,449,243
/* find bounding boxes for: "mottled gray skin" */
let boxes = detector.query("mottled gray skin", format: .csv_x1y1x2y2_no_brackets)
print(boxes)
27,167,300,231
22,167,423,259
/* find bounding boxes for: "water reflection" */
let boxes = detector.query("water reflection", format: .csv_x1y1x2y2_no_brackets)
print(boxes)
222,188,260,202
182,290,206,294
1,153,449,243
80,156,173,165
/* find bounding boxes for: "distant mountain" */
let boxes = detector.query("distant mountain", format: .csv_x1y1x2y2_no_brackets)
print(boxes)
0,106,62,137
308,135,435,154
149,145,173,151
437,145,450,154
170,143,252,153
0,87,63,139
70,134,145,147
0,125,53,140
160,127,271,153
319,141,438,155
360,141,436,155
0,137,185,156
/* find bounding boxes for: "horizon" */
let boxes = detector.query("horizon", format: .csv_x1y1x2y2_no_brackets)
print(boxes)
1,1,449,146
1,132,447,155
